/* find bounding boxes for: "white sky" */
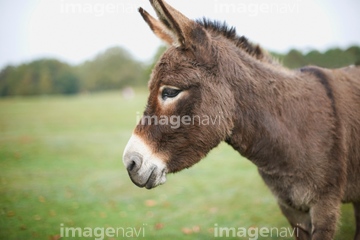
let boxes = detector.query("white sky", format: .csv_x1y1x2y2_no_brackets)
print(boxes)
0,0,359,69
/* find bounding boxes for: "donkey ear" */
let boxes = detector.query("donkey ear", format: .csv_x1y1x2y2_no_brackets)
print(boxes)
144,0,207,49
139,7,173,46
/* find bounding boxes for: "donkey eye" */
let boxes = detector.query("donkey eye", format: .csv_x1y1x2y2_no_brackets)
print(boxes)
161,88,182,100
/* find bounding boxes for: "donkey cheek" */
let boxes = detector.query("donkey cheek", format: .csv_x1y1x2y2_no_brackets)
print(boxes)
166,155,204,173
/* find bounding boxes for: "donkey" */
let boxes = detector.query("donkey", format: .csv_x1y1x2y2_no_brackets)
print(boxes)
123,1,360,239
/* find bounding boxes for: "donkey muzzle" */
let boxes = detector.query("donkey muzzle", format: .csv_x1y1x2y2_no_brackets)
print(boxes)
123,134,167,189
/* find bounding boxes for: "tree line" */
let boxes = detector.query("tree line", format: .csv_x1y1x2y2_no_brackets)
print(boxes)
0,47,145,97
0,45,359,97
272,46,360,69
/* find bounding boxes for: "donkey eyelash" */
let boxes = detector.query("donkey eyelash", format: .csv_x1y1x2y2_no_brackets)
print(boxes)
161,88,182,100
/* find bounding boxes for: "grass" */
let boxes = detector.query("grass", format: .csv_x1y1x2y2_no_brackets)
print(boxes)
0,90,355,240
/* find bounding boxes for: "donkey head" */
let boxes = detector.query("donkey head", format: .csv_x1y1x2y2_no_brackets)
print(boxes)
123,0,236,189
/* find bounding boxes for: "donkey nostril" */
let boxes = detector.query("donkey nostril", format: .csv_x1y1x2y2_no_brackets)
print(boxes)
128,160,136,171
126,154,143,172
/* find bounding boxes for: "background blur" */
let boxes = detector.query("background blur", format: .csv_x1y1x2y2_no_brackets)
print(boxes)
1,0,359,239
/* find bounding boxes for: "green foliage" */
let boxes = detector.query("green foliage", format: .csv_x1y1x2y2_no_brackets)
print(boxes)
142,45,167,81
282,49,307,69
0,46,148,97
0,59,79,97
0,45,359,97
274,45,360,69
76,46,146,92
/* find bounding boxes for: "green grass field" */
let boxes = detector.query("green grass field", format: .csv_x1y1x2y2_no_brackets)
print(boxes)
0,91,355,239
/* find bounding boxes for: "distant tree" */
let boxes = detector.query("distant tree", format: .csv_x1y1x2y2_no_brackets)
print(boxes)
76,46,146,92
17,68,35,95
345,46,360,65
274,45,360,69
0,66,14,96
143,45,167,82
304,50,322,66
322,48,348,68
38,68,52,95
54,71,79,95
0,59,79,97
1,45,359,97
283,49,306,69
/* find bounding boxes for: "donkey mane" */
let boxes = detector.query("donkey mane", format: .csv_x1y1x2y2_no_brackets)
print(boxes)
196,18,276,64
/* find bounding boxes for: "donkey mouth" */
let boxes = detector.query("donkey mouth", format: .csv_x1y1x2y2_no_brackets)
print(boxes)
123,134,168,189
125,158,167,189
128,166,160,189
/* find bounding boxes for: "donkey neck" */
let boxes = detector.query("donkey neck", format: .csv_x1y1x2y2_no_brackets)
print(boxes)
222,47,303,169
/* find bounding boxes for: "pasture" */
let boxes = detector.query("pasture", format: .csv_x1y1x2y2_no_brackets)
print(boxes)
0,91,355,239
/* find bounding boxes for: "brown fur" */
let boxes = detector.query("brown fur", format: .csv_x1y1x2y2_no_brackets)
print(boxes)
133,1,360,239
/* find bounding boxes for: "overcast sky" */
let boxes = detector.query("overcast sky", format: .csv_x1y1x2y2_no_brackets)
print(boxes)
0,0,359,69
